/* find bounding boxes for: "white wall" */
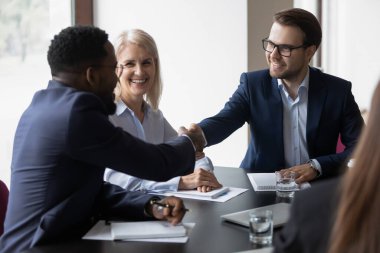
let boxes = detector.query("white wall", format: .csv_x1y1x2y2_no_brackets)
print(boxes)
94,0,249,167
0,0,71,185
322,0,380,110
295,0,379,111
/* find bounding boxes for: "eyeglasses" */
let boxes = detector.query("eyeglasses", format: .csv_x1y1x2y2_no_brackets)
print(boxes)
262,38,309,57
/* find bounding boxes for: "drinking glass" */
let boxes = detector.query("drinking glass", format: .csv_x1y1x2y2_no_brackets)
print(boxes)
249,209,273,245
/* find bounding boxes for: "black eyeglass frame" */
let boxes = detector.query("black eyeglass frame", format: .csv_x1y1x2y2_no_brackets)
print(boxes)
261,38,310,57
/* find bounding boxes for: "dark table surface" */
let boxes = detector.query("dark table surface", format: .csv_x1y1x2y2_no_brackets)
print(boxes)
24,166,287,253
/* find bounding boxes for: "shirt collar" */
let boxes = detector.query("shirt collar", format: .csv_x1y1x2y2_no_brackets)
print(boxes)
277,68,310,92
115,99,151,116
115,99,128,116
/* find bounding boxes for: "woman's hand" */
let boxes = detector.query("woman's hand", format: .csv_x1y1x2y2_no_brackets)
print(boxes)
179,169,222,192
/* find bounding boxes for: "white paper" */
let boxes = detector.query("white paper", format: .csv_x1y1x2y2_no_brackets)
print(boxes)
172,186,230,199
83,220,195,243
111,221,186,240
156,187,248,202
233,246,273,253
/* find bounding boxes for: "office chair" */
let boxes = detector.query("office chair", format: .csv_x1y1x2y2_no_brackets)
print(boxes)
0,180,9,236
336,134,345,153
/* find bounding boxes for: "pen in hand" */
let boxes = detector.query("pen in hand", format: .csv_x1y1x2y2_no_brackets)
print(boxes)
150,199,190,212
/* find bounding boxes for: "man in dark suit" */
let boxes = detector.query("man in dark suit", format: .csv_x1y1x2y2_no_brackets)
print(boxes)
0,26,203,253
196,8,363,183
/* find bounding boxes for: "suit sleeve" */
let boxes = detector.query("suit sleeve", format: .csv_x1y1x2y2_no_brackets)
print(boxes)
315,83,364,176
198,73,251,146
98,182,156,220
66,95,195,182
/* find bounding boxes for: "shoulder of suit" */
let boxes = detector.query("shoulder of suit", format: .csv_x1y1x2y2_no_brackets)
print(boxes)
241,69,272,84
245,68,270,78
310,67,351,87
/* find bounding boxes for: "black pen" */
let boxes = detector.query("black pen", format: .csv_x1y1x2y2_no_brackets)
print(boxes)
150,199,190,212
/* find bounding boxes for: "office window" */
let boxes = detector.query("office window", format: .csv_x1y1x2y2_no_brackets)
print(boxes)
0,0,71,185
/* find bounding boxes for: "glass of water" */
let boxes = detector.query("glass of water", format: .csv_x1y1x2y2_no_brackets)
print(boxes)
275,171,297,198
249,209,273,245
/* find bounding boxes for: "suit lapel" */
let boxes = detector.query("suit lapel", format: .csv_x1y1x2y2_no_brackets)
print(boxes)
307,68,327,154
268,77,285,165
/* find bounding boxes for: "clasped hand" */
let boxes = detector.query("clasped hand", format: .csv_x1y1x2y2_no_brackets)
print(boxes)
178,123,205,152
150,196,187,225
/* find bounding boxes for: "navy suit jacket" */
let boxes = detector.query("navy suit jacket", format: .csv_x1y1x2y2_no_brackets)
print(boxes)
0,81,195,253
199,67,363,177
274,178,339,253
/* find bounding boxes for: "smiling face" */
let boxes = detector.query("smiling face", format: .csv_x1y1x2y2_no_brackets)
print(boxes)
266,22,316,85
117,43,156,102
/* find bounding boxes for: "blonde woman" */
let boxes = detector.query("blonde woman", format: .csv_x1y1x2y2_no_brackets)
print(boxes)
104,29,222,192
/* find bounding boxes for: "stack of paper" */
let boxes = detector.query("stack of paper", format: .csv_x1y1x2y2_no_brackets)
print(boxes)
172,186,230,199
156,186,248,202
111,221,186,240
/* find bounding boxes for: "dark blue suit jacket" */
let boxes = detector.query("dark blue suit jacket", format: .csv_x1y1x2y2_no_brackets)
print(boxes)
0,81,195,253
199,68,363,176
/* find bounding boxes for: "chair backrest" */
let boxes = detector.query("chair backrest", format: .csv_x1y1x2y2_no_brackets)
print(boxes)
0,180,9,236
336,134,345,153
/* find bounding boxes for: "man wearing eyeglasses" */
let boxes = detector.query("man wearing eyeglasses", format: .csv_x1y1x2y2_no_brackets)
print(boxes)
193,8,364,184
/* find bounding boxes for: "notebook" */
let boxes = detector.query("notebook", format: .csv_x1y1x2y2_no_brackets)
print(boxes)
111,221,186,240
220,203,291,228
247,173,311,191
247,173,277,191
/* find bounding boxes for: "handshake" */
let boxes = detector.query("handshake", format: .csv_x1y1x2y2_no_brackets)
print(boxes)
178,123,206,153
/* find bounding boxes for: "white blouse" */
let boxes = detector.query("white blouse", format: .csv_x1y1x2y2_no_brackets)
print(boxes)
104,100,213,193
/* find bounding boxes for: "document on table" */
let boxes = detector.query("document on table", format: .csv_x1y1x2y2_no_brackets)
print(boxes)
156,186,248,202
233,247,273,253
83,220,195,243
247,173,311,192
111,221,186,240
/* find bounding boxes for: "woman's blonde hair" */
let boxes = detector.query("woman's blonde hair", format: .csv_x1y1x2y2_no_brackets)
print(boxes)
328,80,380,253
113,29,162,110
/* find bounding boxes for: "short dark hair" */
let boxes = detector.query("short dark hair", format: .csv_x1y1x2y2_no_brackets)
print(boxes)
274,8,322,49
47,26,109,75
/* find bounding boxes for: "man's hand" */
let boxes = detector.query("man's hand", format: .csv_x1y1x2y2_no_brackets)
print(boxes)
178,123,206,152
179,168,223,192
150,196,187,225
280,163,318,184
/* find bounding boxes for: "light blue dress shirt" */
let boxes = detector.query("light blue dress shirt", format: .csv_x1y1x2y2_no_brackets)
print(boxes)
278,70,321,174
104,100,213,193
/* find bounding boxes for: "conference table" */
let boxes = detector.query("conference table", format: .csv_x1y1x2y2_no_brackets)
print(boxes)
24,166,289,253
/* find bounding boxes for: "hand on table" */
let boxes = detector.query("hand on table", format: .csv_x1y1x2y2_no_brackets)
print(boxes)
150,196,187,225
280,163,318,184
179,168,222,192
